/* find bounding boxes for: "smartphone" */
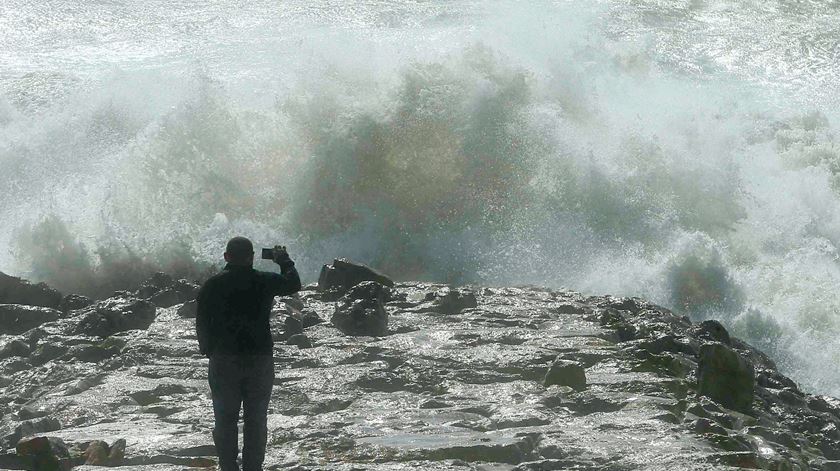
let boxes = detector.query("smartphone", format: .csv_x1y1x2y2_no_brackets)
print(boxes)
261,248,274,260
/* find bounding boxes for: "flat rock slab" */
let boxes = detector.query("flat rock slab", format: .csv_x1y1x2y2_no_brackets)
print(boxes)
357,431,536,464
46,419,214,463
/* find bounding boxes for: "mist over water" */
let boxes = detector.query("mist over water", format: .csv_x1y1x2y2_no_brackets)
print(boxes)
4,1,840,395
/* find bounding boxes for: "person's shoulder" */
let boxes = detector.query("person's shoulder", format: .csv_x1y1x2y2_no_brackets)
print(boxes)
206,270,227,282
200,270,227,289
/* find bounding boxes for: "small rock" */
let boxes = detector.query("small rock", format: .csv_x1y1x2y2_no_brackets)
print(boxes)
176,299,197,318
2,358,32,375
343,281,391,303
330,282,390,336
15,436,70,471
0,339,31,359
0,272,62,309
607,297,646,314
698,343,754,413
83,440,109,466
61,344,114,363
135,272,174,298
30,343,69,366
3,417,61,449
147,289,179,308
284,311,324,335
544,358,586,390
599,308,636,341
17,406,49,420
695,320,731,345
107,439,126,466
301,311,324,328
0,305,62,335
756,370,798,391
692,418,729,435
137,273,198,308
286,334,313,349
419,399,452,409
284,315,304,336
280,296,305,311
58,294,94,313
431,288,478,315
318,258,394,292
636,334,698,356
129,383,194,406
63,374,106,396
73,297,156,337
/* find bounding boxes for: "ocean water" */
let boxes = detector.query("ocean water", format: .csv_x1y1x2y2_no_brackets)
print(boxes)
4,1,840,395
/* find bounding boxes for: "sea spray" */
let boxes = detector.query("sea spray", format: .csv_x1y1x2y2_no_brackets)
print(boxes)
4,1,840,396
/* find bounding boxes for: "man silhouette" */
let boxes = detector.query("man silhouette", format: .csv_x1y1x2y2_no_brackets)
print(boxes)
196,237,301,471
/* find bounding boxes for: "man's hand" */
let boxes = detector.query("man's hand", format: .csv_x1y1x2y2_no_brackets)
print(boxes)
272,245,293,267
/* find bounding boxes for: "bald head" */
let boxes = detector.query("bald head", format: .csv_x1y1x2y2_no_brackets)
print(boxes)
224,236,254,266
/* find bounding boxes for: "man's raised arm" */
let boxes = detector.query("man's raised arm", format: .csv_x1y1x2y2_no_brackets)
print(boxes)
266,246,302,296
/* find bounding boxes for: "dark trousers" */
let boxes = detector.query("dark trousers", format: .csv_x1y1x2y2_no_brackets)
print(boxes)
208,354,274,471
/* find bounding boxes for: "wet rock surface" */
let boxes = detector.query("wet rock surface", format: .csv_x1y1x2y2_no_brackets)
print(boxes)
2,275,840,470
0,272,62,309
698,343,755,413
318,259,394,300
0,305,62,335
330,281,390,336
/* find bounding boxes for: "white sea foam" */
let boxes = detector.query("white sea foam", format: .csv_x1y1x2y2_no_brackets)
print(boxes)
3,1,840,394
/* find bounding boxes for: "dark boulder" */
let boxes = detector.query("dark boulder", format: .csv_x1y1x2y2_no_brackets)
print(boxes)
431,287,478,315
81,439,124,466
635,334,698,356
15,436,70,471
694,320,731,345
2,358,32,375
330,281,390,336
17,406,49,421
279,296,305,311
108,439,126,466
698,343,755,413
3,417,61,449
0,272,62,309
0,339,30,360
176,299,197,318
73,296,156,337
61,343,117,363
135,272,175,298
284,315,304,336
57,294,94,313
30,343,69,366
598,308,637,342
136,273,199,308
0,304,61,335
318,259,394,293
83,440,109,465
544,358,587,390
300,311,324,328
284,311,324,335
287,334,313,349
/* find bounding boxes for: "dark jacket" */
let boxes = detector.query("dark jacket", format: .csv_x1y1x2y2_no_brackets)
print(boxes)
196,262,301,356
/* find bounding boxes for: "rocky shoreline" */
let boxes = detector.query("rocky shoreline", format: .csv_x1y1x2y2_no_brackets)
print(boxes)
1,262,840,470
